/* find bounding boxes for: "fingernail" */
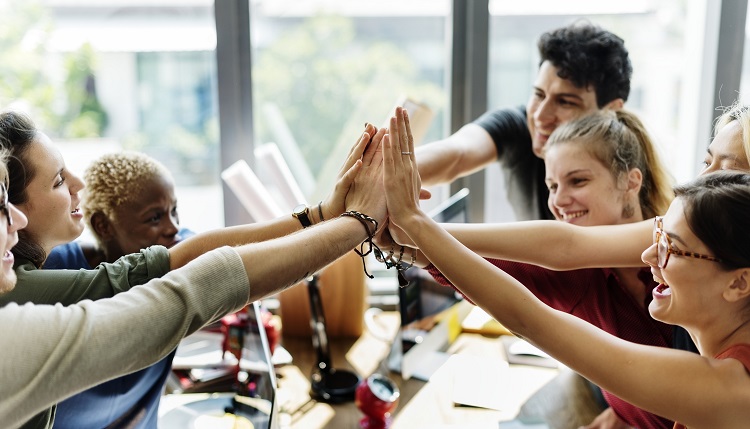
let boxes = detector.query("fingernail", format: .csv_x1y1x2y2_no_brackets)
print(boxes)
364,122,370,128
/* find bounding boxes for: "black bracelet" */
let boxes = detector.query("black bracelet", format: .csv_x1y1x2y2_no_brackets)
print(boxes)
317,201,325,223
340,211,379,279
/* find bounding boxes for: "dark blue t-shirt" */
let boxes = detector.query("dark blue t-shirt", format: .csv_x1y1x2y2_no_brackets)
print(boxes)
43,228,194,429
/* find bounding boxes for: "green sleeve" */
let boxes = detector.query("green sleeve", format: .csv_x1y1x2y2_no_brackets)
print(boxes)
0,245,171,306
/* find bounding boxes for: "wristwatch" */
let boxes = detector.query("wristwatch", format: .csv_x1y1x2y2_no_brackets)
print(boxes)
292,204,312,228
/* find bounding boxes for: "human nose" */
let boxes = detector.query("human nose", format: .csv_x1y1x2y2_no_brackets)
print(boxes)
641,241,658,267
163,213,179,236
9,204,28,231
551,186,571,208
70,173,85,193
533,98,556,125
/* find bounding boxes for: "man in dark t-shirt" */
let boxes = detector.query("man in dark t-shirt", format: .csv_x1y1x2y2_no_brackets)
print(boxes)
416,22,632,221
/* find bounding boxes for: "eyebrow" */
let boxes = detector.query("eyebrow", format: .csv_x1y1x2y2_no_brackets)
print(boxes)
706,147,739,162
545,169,592,183
533,87,586,102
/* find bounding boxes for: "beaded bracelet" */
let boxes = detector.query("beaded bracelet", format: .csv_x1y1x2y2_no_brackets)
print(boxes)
340,211,379,279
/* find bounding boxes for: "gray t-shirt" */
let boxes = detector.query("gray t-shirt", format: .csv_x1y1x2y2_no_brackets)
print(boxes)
0,246,249,428
473,106,553,221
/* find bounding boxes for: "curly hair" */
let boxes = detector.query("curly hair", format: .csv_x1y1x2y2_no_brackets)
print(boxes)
545,110,674,219
538,21,632,107
82,151,174,240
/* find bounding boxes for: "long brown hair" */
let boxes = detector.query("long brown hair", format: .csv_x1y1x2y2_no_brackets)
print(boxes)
0,111,47,267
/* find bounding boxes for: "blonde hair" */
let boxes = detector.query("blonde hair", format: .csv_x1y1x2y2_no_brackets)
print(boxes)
545,110,674,219
82,151,174,238
714,100,750,165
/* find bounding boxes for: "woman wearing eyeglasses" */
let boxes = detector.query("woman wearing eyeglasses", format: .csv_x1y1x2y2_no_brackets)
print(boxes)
0,110,386,429
384,109,750,428
403,108,677,429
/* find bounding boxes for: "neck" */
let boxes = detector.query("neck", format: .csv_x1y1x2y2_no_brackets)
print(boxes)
687,310,750,357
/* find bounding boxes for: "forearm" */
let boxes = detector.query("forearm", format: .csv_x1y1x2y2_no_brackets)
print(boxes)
237,216,372,301
416,124,496,187
169,215,301,270
443,220,651,269
0,248,248,427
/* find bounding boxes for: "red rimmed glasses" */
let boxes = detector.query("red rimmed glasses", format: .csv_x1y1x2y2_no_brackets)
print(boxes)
653,216,720,269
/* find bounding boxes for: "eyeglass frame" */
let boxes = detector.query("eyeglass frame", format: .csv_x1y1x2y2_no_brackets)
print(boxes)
652,216,720,269
0,183,10,227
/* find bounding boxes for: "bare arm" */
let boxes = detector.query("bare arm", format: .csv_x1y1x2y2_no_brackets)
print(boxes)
385,107,750,429
416,123,497,187
440,220,652,269
385,219,651,270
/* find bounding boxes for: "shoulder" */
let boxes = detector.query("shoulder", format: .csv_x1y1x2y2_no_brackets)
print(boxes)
472,106,531,157
44,242,90,270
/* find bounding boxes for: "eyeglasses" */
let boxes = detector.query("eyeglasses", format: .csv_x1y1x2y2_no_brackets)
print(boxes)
652,216,720,269
0,183,11,227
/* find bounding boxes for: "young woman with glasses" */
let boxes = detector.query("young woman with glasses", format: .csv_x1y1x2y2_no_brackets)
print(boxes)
0,110,387,428
398,108,677,429
385,109,750,429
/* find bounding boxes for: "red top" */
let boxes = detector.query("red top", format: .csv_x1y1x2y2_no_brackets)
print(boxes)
426,260,673,429
673,344,750,429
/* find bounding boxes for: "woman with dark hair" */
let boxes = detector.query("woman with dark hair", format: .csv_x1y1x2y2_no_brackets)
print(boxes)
385,108,750,429
0,110,385,429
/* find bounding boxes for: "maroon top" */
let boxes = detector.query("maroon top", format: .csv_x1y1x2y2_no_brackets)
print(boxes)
426,260,673,429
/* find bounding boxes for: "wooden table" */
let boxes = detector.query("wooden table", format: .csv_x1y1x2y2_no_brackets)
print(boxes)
274,312,604,429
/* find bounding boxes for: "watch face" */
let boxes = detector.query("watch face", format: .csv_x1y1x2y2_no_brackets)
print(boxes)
293,204,307,216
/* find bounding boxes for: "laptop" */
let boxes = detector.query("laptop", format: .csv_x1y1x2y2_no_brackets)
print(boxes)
160,301,279,429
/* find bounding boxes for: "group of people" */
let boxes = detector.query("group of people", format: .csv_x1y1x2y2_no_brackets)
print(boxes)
0,20,748,429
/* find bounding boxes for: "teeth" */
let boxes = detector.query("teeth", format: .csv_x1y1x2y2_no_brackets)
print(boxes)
561,211,587,220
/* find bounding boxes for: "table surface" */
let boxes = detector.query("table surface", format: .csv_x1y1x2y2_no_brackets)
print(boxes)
272,311,604,429
161,311,603,429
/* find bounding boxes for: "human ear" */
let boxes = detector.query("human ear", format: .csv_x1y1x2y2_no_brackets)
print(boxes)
603,98,624,111
90,212,115,242
626,168,643,194
724,269,750,303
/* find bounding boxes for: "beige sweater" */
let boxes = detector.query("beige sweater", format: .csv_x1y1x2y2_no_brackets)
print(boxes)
0,246,249,428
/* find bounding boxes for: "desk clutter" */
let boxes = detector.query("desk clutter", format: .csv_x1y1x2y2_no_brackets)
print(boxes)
160,285,600,429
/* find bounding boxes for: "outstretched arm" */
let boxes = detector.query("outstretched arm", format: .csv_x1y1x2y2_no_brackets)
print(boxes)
383,107,750,429
1,128,388,427
416,123,497,187
386,219,651,270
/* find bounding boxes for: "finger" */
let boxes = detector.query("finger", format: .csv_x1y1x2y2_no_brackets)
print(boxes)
404,109,416,159
398,107,409,157
339,131,370,178
419,188,432,200
338,158,363,193
389,114,403,167
362,127,386,166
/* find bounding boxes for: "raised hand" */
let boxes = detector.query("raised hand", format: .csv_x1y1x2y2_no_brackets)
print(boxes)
319,123,380,222
383,107,424,231
343,126,388,228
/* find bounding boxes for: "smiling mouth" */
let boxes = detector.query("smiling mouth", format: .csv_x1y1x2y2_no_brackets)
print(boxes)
71,208,80,214
560,210,587,220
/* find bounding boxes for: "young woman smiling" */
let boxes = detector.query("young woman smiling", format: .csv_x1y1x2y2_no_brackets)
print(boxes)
385,107,750,428
416,109,676,429
0,110,386,429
